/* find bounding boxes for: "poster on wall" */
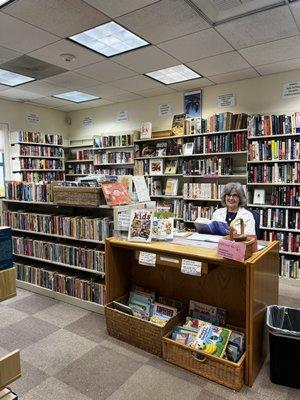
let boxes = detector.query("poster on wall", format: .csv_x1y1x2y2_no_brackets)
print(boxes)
184,90,202,118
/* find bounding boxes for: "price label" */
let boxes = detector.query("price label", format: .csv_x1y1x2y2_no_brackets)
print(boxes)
181,259,202,276
139,251,156,267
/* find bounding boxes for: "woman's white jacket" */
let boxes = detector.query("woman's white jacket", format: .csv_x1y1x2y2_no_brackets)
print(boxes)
212,207,256,235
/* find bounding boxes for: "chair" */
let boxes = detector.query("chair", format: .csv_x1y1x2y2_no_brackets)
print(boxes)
249,209,261,239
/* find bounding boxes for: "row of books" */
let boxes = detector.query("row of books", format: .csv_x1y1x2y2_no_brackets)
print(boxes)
3,211,113,241
248,163,300,184
94,134,133,148
262,231,300,253
157,199,183,220
5,181,53,202
206,112,248,133
74,149,94,160
185,132,246,154
183,204,215,222
146,177,163,196
270,186,300,206
248,139,300,161
12,158,64,170
251,208,300,229
11,143,64,157
10,131,63,145
136,139,182,158
95,167,133,175
248,113,300,136
94,151,133,164
183,157,233,176
183,183,225,199
13,236,105,272
66,164,94,175
13,171,65,183
280,256,300,280
15,262,105,304
134,159,181,176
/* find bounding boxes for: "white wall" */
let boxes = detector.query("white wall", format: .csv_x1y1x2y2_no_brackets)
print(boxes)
68,69,300,139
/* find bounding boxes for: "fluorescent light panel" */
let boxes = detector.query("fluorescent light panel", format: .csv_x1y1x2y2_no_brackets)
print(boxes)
53,91,100,103
0,0,13,6
0,68,34,86
146,64,201,84
69,21,149,57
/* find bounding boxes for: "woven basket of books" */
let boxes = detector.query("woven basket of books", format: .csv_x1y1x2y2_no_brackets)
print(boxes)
162,331,245,391
53,186,105,207
105,294,185,356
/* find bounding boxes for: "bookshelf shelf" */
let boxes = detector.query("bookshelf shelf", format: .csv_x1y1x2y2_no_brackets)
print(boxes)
183,198,220,201
184,151,247,158
2,199,112,209
65,173,88,177
12,141,64,147
94,162,134,166
280,251,300,256
13,169,64,172
248,204,300,210
65,159,94,163
183,174,247,179
150,195,183,199
16,280,104,314
146,174,183,177
261,226,300,233
248,133,300,140
183,129,248,138
248,159,300,164
11,228,105,245
13,155,64,160
93,145,134,150
13,253,105,276
247,183,300,186
135,155,181,160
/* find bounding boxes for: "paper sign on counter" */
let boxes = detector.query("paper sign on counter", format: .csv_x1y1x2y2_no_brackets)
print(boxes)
181,259,202,276
139,251,156,267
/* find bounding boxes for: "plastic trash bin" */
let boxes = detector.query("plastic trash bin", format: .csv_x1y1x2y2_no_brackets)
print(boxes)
267,305,300,389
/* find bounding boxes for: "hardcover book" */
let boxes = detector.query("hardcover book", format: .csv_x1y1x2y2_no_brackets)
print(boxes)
140,122,152,139
164,178,178,196
128,209,153,242
189,300,227,326
156,142,168,156
101,182,132,206
149,159,163,175
164,160,178,174
171,114,186,136
193,323,232,358
194,218,229,236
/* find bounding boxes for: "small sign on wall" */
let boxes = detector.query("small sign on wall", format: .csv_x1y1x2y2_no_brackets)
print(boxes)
158,104,172,117
116,110,128,122
217,92,236,108
82,116,92,127
26,113,40,124
282,81,300,99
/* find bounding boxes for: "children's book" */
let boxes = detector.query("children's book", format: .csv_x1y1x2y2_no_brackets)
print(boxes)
164,160,178,174
164,178,178,196
152,211,174,241
172,114,186,136
150,302,177,326
101,182,132,206
128,208,153,242
172,326,198,346
193,323,232,358
194,217,228,236
189,300,227,326
140,122,152,139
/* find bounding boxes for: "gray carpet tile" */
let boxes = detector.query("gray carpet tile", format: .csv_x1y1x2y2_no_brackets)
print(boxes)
64,313,109,343
8,293,58,315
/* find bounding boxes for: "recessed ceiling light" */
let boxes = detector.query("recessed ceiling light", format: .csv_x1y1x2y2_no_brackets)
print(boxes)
53,91,100,103
0,68,35,87
146,65,202,85
69,21,149,57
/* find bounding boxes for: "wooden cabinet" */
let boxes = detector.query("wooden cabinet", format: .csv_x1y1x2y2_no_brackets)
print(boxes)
0,268,16,302
105,237,279,387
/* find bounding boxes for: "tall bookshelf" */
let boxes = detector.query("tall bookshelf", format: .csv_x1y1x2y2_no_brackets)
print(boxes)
10,131,65,182
2,182,115,313
93,132,135,175
64,138,94,179
247,113,300,282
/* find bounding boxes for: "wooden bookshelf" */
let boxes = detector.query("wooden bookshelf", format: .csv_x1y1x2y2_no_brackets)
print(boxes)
0,268,16,301
0,350,21,391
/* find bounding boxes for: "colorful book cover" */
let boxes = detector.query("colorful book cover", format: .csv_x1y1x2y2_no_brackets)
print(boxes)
189,300,227,326
193,323,232,358
171,114,186,136
194,218,229,236
128,209,153,242
101,182,132,206
164,178,178,196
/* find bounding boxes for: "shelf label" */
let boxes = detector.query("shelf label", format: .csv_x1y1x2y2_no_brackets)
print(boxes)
181,259,202,276
282,81,300,99
158,104,172,117
217,92,235,108
139,251,156,267
116,110,128,122
26,113,40,124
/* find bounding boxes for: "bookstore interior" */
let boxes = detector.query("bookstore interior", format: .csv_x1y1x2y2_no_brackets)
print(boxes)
0,0,300,399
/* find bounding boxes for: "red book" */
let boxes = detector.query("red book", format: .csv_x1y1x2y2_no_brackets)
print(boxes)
101,182,132,206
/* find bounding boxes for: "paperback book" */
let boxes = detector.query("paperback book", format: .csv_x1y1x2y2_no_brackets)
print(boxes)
189,300,227,326
164,178,178,196
194,218,229,236
101,182,132,206
128,209,154,242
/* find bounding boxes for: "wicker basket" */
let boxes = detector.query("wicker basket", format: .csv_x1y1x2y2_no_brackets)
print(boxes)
53,186,105,207
162,332,245,391
105,294,186,356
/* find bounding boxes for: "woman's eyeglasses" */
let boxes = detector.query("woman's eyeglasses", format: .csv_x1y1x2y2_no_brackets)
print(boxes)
226,193,239,199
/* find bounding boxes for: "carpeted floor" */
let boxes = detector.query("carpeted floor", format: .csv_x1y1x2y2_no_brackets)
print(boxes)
1,282,299,400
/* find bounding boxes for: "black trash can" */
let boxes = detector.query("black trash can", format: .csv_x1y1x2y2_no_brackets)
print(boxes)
267,305,300,389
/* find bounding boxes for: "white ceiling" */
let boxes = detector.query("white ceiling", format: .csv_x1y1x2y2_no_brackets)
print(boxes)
0,0,298,111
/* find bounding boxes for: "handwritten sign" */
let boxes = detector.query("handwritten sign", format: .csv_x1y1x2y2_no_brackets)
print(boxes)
139,251,156,267
83,116,92,126
158,104,172,117
217,92,235,107
282,81,300,99
116,110,128,122
181,259,202,276
26,113,39,124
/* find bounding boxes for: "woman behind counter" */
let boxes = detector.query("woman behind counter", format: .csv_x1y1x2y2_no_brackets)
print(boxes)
212,182,256,235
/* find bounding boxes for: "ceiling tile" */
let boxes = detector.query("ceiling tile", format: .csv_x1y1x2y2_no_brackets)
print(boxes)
18,81,66,96
209,68,259,84
83,0,160,18
188,51,251,77
0,12,59,53
111,75,162,91
28,40,106,71
169,78,214,91
112,46,179,74
289,2,300,30
43,71,101,90
83,84,130,98
106,92,143,102
239,35,300,66
2,0,110,38
54,98,113,112
255,58,300,75
0,88,43,101
29,97,72,107
137,86,176,97
75,60,137,83
157,29,233,63
116,0,210,44
216,6,298,50
0,45,21,64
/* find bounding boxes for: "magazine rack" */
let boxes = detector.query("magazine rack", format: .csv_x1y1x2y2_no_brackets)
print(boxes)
105,237,279,388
